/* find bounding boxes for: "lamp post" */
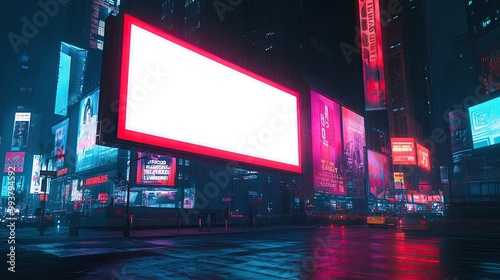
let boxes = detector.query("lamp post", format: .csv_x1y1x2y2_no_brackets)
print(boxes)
122,155,150,237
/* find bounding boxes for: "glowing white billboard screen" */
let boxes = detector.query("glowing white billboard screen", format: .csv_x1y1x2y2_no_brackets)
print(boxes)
116,15,301,172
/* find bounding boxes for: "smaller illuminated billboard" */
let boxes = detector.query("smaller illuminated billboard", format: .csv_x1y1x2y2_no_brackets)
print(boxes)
70,179,82,201
358,0,386,111
4,152,25,173
394,172,404,189
367,150,390,198
52,119,69,169
310,89,344,195
416,143,430,171
136,152,176,186
30,155,43,194
342,107,365,176
11,112,31,150
468,96,500,149
142,188,181,208
76,89,118,172
1,176,24,196
54,42,88,116
183,187,195,209
391,138,416,165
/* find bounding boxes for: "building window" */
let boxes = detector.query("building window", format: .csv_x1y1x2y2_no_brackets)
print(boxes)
482,16,491,29
184,173,189,180
178,172,183,180
179,159,184,166
184,159,189,166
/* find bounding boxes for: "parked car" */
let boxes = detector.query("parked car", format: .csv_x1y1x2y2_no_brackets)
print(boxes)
328,210,362,225
399,212,443,233
366,211,399,228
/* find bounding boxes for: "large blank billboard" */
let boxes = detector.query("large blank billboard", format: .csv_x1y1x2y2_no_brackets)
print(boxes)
108,14,301,172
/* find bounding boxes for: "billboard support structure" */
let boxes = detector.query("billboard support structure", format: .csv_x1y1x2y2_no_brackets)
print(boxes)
122,155,150,237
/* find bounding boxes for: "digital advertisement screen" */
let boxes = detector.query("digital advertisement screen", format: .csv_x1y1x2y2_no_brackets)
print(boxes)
310,89,344,195
449,110,472,163
76,89,118,172
136,152,176,186
468,96,500,149
358,0,386,111
342,107,365,177
475,28,500,95
142,188,181,208
183,187,195,209
391,138,416,165
1,176,24,197
113,14,301,173
4,152,25,173
394,172,404,189
52,119,69,169
30,155,43,194
416,143,430,171
11,112,31,150
54,51,71,116
70,179,82,202
54,42,88,116
367,150,390,198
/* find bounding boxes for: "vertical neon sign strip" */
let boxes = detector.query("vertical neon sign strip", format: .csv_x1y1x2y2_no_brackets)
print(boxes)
359,0,386,111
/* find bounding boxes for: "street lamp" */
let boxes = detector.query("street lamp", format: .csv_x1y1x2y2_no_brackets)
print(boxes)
122,155,150,237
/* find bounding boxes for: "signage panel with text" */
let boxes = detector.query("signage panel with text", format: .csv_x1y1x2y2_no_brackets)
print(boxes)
391,138,416,165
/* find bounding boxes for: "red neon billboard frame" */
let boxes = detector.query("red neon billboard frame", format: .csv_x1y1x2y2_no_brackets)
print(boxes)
114,14,301,173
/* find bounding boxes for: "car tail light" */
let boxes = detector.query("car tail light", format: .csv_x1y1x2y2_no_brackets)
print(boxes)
419,219,426,224
340,215,344,219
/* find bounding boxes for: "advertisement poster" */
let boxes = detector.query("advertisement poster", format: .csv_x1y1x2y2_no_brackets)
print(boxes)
11,112,31,150
358,0,386,110
142,188,181,208
310,89,344,195
76,89,118,172
70,179,82,202
4,152,25,173
391,138,416,165
416,143,430,171
342,107,365,177
1,176,25,197
136,152,177,186
30,155,43,194
394,172,404,189
367,150,390,198
52,119,69,168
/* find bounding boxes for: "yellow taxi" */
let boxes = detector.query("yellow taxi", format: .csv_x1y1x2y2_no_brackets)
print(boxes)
366,210,398,228
328,210,361,225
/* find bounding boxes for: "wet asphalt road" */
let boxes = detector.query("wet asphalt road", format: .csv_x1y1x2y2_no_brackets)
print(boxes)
5,225,500,280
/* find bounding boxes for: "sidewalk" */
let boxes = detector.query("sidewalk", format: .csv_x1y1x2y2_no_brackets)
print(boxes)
1,223,317,244
432,219,500,239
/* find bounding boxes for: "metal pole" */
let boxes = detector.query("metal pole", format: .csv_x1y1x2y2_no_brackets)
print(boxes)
123,182,131,237
39,158,49,236
123,156,149,237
